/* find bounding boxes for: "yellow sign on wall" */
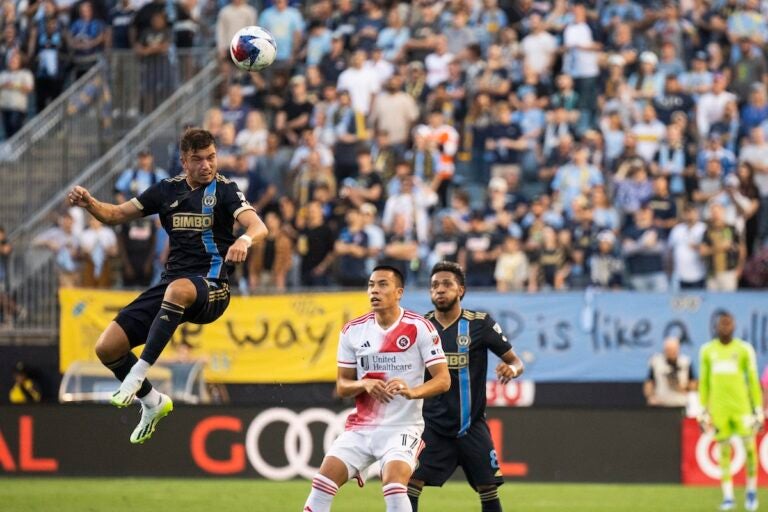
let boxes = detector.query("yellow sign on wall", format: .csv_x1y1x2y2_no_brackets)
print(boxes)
59,289,370,383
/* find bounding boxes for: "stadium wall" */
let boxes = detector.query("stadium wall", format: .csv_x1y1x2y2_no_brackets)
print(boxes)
0,405,681,483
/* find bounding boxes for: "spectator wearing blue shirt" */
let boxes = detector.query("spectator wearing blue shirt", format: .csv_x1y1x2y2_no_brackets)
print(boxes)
376,8,409,63
334,207,369,287
259,0,304,67
352,0,385,53
114,149,169,202
67,1,105,77
108,0,135,50
304,20,332,67
551,145,603,216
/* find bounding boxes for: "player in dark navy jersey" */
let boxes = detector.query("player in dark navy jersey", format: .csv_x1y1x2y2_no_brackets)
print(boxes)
68,128,267,444
408,261,524,512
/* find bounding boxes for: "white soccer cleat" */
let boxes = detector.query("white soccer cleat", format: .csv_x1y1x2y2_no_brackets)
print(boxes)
746,491,759,511
110,373,144,408
719,498,735,511
130,393,173,444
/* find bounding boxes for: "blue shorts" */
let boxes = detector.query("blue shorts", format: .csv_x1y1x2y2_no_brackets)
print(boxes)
115,277,230,347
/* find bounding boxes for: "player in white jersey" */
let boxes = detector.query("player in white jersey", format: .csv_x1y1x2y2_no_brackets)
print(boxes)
303,265,450,512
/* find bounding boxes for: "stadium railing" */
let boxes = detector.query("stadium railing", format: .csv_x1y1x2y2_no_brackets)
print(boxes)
1,57,223,341
0,48,213,239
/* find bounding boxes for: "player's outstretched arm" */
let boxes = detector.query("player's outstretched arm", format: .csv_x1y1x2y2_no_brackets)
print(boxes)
336,367,394,403
495,348,525,384
388,362,451,400
68,185,143,225
226,209,268,263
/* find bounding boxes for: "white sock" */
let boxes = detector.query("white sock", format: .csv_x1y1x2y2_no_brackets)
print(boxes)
722,480,734,501
131,359,151,380
138,387,161,407
303,474,338,512
747,475,758,492
383,483,411,512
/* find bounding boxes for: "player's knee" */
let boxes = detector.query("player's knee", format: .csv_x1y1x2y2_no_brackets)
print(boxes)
95,330,128,362
165,279,198,307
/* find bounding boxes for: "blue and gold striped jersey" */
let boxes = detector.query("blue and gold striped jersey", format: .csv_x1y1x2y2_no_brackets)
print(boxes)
131,173,254,282
423,309,513,437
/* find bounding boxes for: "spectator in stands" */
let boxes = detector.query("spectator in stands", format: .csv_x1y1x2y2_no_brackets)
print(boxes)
67,1,105,78
276,75,313,146
333,206,369,287
648,176,677,239
9,362,41,403
114,149,169,201
248,210,292,292
668,204,707,290
235,110,268,164
256,132,292,197
644,336,696,407
494,234,528,292
340,148,383,210
297,200,335,287
589,230,623,289
32,212,79,287
701,202,744,291
108,0,135,50
735,162,761,257
134,11,173,113
0,50,32,138
379,212,420,284
215,0,257,64
622,204,668,291
376,8,408,63
369,75,419,152
459,210,502,288
221,84,251,132
382,173,437,247
78,214,118,288
28,16,68,111
359,202,384,274
697,73,737,140
552,144,603,217
259,0,304,70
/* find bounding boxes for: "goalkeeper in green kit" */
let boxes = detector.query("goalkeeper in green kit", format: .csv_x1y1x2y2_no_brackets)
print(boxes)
699,312,764,511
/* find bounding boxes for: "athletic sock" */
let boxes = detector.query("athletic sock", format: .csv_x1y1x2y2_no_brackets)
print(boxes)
746,436,758,492
103,352,153,398
406,483,422,512
720,441,734,501
383,483,411,511
479,487,502,512
303,474,338,512
140,301,185,365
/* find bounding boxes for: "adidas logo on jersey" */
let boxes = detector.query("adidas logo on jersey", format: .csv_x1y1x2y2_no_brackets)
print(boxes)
169,200,179,208
160,315,170,321
361,341,371,348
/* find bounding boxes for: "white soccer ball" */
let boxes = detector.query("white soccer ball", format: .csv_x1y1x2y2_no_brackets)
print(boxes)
229,26,277,72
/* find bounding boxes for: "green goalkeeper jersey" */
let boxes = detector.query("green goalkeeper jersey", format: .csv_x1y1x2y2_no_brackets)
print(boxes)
699,338,762,417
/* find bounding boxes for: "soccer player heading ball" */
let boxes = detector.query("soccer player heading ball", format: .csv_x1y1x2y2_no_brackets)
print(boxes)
408,261,524,512
699,312,763,511
68,128,267,444
303,265,450,512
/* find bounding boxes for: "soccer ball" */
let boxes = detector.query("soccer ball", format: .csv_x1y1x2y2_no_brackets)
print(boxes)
229,26,277,72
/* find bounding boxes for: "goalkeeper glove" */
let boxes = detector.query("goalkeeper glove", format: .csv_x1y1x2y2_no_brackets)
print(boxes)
697,410,712,433
753,408,765,433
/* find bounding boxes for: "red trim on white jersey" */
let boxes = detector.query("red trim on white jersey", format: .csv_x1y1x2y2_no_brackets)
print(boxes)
342,312,375,334
404,311,437,332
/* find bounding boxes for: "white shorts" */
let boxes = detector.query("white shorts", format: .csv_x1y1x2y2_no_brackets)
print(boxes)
325,425,425,481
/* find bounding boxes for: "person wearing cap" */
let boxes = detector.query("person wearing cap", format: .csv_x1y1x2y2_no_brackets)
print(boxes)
628,51,664,106
668,204,707,290
589,230,623,289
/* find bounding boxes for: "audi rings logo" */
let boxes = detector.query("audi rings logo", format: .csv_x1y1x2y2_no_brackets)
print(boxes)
191,408,355,480
695,432,747,479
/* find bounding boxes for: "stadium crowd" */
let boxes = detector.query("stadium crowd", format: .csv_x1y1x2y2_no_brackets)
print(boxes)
30,0,768,292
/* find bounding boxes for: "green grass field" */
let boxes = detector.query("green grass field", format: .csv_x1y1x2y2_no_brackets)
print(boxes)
0,478,761,511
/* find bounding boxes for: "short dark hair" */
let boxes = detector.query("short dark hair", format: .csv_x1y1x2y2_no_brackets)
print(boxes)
180,128,215,154
431,261,466,289
372,265,405,288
